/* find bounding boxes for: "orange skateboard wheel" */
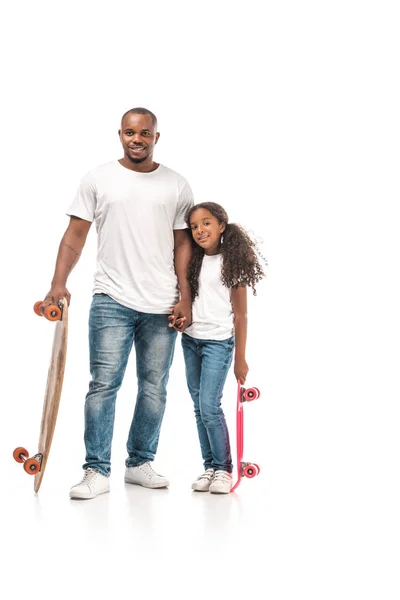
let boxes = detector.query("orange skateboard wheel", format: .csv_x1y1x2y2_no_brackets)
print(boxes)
244,464,258,478
13,447,29,463
34,301,62,321
33,301,43,316
43,305,61,321
24,458,40,474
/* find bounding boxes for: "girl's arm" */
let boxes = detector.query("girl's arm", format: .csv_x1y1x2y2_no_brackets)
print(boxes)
231,285,249,384
169,229,192,330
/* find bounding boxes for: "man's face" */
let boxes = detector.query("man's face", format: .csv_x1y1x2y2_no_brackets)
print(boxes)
119,113,159,164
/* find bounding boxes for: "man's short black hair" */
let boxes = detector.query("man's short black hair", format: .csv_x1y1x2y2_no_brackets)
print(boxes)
121,107,157,128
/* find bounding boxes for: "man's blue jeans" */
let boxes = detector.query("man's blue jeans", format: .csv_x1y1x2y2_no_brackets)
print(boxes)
83,294,177,476
181,333,234,473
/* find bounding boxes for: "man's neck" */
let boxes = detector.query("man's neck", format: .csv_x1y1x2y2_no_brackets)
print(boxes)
118,157,160,173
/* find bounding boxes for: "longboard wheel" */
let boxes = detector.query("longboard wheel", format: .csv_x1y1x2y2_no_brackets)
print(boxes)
243,387,260,401
13,447,29,463
244,464,258,478
34,301,62,321
24,458,40,474
33,301,43,316
44,305,61,321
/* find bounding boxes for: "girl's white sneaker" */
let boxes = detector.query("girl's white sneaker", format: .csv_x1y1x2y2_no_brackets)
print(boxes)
209,470,232,494
191,468,215,491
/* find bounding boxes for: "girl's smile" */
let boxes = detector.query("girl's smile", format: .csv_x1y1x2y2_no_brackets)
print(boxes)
189,208,225,255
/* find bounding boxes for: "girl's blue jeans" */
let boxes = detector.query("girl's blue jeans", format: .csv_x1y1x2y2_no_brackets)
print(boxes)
181,333,234,473
83,294,177,476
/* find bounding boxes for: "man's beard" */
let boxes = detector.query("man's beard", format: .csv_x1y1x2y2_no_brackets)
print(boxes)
127,150,149,164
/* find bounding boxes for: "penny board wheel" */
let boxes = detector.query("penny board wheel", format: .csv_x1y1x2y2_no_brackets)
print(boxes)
244,464,258,478
13,447,29,463
243,387,260,401
24,458,40,474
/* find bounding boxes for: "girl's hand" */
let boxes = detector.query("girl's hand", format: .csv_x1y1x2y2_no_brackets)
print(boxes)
168,310,186,331
168,299,192,331
234,358,249,385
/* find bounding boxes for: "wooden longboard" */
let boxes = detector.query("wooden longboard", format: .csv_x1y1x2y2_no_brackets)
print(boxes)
230,382,261,492
13,298,68,493
34,298,68,492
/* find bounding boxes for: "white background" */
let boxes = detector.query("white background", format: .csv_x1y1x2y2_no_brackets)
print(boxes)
1,1,399,598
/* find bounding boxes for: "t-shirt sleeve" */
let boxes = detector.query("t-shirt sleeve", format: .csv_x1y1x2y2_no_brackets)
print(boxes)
66,172,96,222
173,180,194,230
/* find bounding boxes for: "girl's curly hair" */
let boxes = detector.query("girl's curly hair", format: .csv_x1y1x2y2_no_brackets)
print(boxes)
185,202,266,302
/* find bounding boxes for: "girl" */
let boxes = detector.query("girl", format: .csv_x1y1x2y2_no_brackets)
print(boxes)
181,202,265,494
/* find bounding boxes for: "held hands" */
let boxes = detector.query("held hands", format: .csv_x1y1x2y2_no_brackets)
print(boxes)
39,286,71,315
235,358,249,385
168,299,192,332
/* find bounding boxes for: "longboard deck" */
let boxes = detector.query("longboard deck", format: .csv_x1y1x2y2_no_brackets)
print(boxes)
34,298,68,492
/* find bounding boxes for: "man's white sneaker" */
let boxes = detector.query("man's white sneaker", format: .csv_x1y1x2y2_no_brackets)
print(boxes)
125,462,169,489
191,468,215,492
209,470,232,494
69,468,110,499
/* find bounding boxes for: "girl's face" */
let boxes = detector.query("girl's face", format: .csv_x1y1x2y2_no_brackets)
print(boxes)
189,208,225,255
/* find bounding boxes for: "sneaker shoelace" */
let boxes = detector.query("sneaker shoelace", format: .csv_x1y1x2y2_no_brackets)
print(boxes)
81,468,100,487
197,469,215,481
213,470,232,484
140,462,159,478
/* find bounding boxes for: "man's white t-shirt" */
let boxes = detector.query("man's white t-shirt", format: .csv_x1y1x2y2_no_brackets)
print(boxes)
67,161,194,314
184,254,234,341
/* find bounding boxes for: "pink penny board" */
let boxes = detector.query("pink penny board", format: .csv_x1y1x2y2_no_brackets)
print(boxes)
231,381,261,492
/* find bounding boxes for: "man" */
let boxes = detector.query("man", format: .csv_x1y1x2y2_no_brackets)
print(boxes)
40,107,193,499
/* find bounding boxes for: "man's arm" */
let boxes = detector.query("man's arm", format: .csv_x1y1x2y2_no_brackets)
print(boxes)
169,229,192,330
40,216,92,312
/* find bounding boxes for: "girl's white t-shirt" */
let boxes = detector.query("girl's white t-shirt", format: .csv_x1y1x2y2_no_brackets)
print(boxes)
185,253,234,341
67,161,193,313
